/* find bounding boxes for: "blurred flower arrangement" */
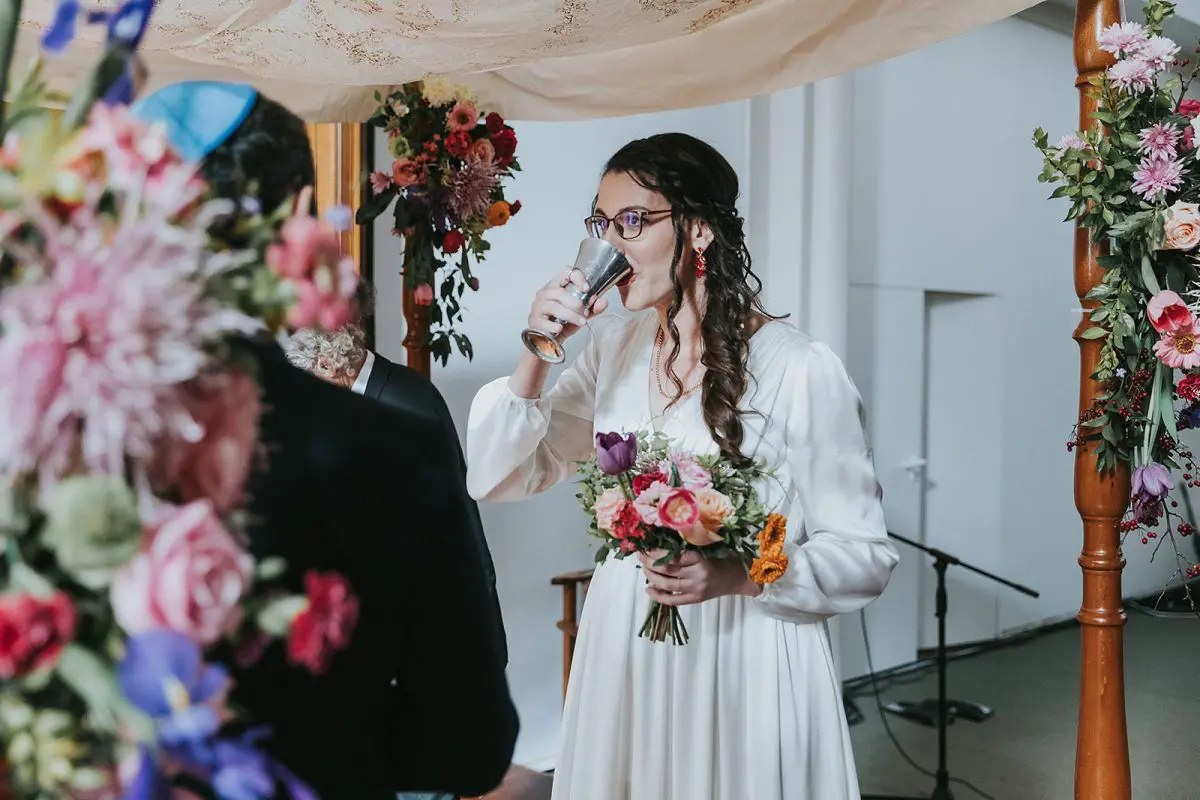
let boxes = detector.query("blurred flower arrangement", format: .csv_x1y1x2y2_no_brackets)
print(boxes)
1034,0,1200,587
0,2,360,798
575,430,788,645
356,79,522,366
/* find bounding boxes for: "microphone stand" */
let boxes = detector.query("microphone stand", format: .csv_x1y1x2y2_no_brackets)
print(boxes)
861,531,1040,800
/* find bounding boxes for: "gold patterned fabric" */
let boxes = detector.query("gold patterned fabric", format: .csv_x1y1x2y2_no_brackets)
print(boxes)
18,0,1040,121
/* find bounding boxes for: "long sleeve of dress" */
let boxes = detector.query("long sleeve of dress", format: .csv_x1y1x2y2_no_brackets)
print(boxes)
753,340,900,625
466,323,609,502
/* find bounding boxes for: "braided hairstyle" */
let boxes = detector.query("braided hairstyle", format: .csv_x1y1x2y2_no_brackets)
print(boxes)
603,133,780,466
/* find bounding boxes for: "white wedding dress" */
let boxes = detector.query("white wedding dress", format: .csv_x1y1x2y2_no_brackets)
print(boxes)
466,313,899,800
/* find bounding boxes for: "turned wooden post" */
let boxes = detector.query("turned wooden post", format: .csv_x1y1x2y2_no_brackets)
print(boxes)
1072,2,1132,798
402,235,432,379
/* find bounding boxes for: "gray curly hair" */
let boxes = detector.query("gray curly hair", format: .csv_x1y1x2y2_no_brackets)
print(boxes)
284,280,375,379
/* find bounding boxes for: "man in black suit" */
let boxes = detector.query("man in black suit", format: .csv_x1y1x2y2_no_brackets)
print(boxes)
284,285,506,672
132,83,518,800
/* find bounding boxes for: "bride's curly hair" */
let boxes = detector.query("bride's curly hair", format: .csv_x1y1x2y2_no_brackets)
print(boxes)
603,133,781,466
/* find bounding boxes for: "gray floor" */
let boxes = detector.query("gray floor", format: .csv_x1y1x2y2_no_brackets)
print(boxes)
849,609,1200,800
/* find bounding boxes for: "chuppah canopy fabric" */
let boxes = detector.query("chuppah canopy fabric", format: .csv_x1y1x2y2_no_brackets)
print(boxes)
17,0,1042,122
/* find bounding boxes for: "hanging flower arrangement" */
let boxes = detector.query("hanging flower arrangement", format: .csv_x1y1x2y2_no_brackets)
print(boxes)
1034,0,1200,582
356,80,522,366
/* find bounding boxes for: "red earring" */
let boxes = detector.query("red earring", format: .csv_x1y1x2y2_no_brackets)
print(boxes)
694,247,707,278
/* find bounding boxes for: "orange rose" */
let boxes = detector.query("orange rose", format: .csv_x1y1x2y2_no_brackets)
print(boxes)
391,157,422,188
695,488,734,532
487,200,511,228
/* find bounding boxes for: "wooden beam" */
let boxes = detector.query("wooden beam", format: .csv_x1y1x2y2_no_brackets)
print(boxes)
306,122,376,348
1071,3,1131,798
305,122,367,270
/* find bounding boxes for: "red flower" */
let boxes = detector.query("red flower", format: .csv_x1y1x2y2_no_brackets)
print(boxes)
445,130,473,158
509,200,522,216
287,571,359,675
1181,99,1200,118
443,229,466,254
632,471,667,495
1179,373,1200,402
414,283,434,306
491,128,517,166
485,112,506,136
0,592,76,679
610,501,646,542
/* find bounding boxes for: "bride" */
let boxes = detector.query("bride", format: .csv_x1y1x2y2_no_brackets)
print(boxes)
466,132,899,799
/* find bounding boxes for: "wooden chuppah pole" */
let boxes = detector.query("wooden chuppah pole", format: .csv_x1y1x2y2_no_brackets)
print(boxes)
1072,2,1132,798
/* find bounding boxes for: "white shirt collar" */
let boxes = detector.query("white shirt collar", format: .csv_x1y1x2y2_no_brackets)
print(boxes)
350,350,375,396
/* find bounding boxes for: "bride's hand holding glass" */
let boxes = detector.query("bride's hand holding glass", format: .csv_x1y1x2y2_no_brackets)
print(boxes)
526,266,609,341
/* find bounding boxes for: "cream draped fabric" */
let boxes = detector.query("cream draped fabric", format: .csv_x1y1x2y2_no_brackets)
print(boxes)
17,0,1041,121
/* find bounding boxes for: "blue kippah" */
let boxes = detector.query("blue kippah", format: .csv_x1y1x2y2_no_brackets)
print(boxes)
130,80,258,161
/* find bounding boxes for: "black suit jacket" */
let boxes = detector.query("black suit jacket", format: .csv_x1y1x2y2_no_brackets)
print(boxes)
362,351,507,665
228,341,518,800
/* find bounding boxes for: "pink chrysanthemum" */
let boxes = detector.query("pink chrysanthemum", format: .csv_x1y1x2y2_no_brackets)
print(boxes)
0,204,258,481
368,171,392,195
446,158,500,223
1139,35,1181,71
1108,58,1157,93
1098,22,1149,56
1139,123,1180,161
1131,155,1183,200
1154,320,1200,369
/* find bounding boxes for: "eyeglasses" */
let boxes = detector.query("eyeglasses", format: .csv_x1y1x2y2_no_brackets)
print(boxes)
584,208,672,240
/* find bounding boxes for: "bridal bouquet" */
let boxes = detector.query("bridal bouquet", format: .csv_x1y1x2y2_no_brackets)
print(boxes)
576,431,789,645
0,3,360,798
356,79,522,365
1033,0,1200,581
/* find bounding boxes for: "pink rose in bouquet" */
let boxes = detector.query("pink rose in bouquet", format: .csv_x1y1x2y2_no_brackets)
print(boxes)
659,452,712,491
111,500,254,645
1147,289,1194,332
153,369,261,516
592,487,626,532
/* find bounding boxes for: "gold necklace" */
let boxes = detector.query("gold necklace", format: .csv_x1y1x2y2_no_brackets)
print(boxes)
654,327,703,398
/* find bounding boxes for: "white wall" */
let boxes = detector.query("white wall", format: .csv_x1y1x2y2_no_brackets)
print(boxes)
846,14,1185,648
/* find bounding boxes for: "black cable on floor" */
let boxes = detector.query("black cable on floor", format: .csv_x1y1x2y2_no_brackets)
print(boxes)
859,610,999,800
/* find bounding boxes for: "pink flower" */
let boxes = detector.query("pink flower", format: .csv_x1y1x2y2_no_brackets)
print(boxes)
1108,58,1157,93
152,370,261,516
0,205,253,480
1180,99,1200,118
468,137,496,164
0,592,76,679
1131,156,1183,200
1140,123,1179,161
413,283,434,306
266,216,340,281
1154,320,1200,369
657,488,700,532
593,487,626,532
1147,290,1195,332
1161,203,1200,251
390,158,423,188
447,102,479,132
267,216,358,331
1139,36,1180,71
111,500,254,646
634,481,669,526
1055,133,1087,155
658,452,712,491
1098,21,1148,56
369,171,392,195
